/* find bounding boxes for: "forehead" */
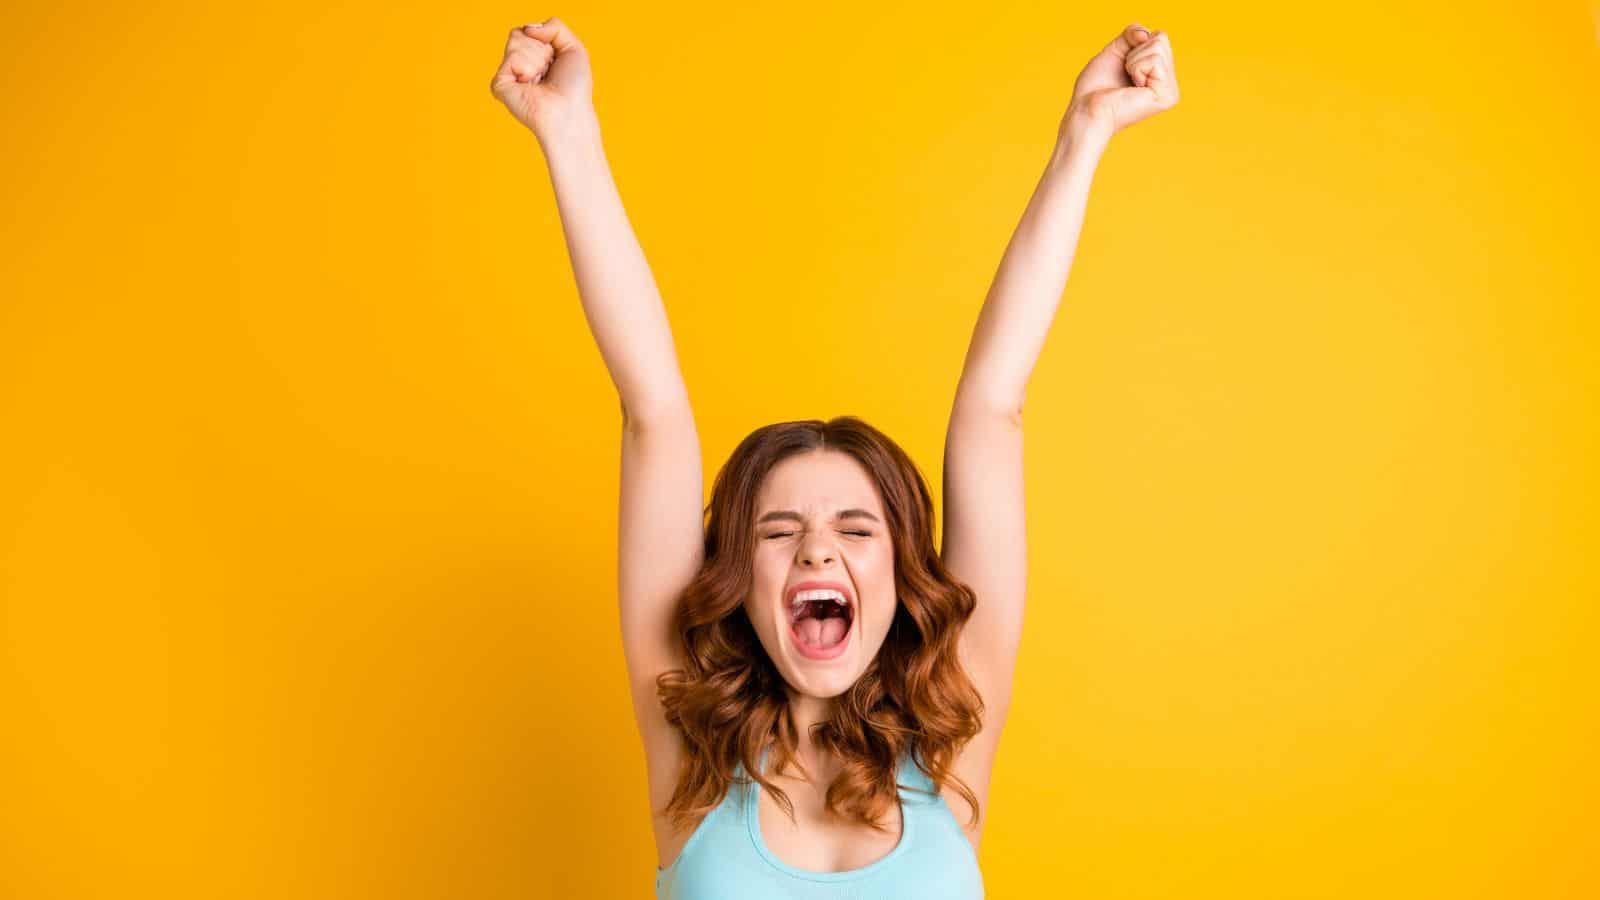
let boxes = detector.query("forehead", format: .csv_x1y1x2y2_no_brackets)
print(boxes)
755,450,883,515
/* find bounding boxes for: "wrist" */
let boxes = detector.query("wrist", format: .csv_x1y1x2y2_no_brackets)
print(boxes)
1056,103,1113,156
1050,124,1109,170
534,106,602,151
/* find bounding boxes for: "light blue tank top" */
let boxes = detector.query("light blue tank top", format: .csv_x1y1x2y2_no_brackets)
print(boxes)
655,748,984,899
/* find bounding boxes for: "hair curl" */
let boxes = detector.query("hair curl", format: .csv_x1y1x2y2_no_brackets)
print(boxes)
655,415,984,835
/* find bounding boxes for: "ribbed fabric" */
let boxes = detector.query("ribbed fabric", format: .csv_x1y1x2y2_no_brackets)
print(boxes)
654,748,984,899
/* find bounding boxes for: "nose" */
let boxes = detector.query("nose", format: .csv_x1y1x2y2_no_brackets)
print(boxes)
797,531,836,567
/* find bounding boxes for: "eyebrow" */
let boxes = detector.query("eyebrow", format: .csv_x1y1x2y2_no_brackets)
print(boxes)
756,508,882,525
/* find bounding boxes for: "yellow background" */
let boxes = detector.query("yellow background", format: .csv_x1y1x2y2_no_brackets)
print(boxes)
3,1,1597,897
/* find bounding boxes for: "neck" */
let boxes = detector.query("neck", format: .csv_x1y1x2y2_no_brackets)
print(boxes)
784,692,839,781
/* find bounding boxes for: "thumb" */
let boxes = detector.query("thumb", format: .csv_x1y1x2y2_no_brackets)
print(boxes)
1102,22,1152,59
523,17,585,54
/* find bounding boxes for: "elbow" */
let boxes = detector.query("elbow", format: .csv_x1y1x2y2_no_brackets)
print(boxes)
621,395,696,436
953,390,1025,429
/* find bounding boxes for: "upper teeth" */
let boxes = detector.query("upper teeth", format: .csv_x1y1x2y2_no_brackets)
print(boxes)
791,588,847,607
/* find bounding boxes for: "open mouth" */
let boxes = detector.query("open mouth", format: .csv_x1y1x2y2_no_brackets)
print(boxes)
786,584,854,660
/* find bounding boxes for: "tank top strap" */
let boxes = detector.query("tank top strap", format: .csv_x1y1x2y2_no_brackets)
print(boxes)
894,750,946,809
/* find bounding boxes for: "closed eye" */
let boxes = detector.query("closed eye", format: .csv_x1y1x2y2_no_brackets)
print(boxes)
763,530,873,539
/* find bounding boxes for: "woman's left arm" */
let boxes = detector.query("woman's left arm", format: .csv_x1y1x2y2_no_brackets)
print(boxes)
942,22,1179,809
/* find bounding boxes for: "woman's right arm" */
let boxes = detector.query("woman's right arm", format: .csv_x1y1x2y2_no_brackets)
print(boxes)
539,114,695,430
542,102,703,720
492,19,699,793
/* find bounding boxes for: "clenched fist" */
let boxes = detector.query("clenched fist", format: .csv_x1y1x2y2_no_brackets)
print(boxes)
489,17,595,140
1061,23,1179,145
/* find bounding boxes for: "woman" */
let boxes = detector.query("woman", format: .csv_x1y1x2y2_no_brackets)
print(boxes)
490,17,1179,897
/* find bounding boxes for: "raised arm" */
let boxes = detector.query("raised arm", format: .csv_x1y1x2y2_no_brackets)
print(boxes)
491,18,700,812
494,19,694,425
940,23,1179,838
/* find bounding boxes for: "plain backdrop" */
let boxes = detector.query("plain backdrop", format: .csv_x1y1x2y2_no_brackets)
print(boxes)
3,1,1597,897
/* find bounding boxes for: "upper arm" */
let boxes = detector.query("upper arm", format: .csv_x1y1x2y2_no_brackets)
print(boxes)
617,403,705,808
939,397,1027,836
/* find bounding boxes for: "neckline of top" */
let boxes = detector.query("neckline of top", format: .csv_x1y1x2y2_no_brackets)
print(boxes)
741,747,915,882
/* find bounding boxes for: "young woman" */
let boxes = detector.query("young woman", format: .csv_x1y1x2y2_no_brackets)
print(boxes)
491,18,1179,897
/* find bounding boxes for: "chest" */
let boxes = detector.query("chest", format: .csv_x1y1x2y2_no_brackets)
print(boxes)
755,776,904,873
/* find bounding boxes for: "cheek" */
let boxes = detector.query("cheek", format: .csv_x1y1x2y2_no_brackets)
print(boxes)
861,542,895,581
851,547,896,621
752,545,788,582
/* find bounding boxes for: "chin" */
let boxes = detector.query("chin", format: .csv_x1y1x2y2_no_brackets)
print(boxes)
783,666,862,701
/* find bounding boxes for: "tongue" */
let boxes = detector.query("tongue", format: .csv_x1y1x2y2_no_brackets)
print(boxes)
797,617,847,648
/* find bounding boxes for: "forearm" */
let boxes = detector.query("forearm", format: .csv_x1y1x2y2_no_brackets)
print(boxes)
538,116,690,427
953,130,1110,417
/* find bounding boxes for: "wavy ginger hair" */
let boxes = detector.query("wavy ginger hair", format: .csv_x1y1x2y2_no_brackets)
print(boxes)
656,415,984,833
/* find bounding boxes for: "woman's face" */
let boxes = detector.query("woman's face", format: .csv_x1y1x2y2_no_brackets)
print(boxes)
743,449,897,701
